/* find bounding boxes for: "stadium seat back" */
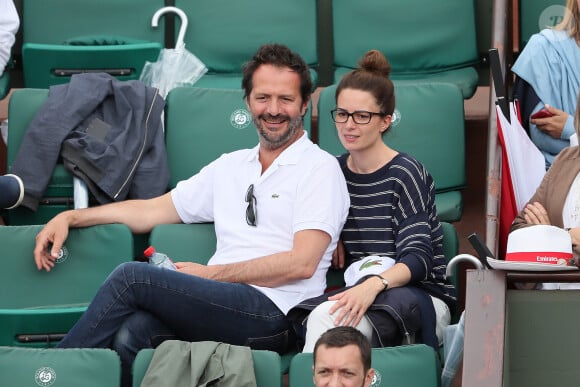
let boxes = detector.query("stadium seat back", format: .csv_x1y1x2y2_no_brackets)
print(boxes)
0,347,121,386
332,0,479,98
173,0,318,88
0,224,133,347
22,0,165,87
132,347,282,387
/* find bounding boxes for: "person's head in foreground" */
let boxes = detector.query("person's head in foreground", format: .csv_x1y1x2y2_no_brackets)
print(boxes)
313,326,375,387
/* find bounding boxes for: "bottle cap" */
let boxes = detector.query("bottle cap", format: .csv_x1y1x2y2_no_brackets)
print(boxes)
143,246,156,257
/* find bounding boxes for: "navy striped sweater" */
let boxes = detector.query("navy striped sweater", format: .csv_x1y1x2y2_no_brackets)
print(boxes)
338,152,456,307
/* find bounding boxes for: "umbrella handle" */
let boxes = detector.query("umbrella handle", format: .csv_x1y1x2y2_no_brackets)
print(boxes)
152,6,188,51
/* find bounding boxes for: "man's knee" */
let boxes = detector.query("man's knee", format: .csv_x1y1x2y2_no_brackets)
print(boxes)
112,311,175,362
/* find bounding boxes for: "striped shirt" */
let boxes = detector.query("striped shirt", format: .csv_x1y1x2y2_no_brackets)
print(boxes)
338,152,456,306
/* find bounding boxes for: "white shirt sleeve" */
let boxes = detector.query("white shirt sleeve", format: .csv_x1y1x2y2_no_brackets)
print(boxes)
0,0,20,75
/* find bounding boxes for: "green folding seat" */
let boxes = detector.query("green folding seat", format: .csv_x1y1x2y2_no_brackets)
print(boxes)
317,83,466,223
332,0,479,99
0,72,9,100
290,344,439,387
172,0,318,89
0,347,121,386
22,0,165,88
0,223,133,347
165,86,311,188
3,88,74,225
519,0,567,50
132,347,282,387
149,223,217,264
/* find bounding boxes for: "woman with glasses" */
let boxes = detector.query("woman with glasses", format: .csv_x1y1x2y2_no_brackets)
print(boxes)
289,50,456,352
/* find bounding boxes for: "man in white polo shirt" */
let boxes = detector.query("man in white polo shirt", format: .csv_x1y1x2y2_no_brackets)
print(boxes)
33,43,349,387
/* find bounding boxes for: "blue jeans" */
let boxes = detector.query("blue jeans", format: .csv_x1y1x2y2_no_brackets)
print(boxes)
58,262,294,386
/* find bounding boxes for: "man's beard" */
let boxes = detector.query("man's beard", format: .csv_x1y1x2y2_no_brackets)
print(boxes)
254,113,303,150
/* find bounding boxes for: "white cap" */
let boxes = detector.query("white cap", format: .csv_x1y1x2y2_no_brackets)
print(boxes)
343,256,395,287
506,225,573,265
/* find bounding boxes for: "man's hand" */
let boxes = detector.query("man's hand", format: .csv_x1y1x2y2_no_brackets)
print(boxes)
530,105,568,139
174,261,216,278
523,201,551,225
33,213,71,272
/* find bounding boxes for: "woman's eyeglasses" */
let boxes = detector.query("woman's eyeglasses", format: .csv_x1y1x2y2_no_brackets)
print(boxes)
331,108,386,124
245,184,257,226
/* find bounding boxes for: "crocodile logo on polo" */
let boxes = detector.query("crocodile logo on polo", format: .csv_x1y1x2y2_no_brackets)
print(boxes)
230,109,252,129
35,367,56,386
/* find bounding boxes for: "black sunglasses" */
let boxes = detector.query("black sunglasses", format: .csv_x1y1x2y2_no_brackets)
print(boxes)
245,184,257,226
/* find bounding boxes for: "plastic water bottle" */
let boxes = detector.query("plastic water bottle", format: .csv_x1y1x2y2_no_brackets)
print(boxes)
144,246,176,270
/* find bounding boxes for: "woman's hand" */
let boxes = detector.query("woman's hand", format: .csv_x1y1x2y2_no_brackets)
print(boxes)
332,239,345,269
523,202,552,225
327,276,384,327
530,105,568,139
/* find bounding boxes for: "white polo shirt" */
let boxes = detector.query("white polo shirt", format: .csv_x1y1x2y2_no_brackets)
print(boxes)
171,132,349,313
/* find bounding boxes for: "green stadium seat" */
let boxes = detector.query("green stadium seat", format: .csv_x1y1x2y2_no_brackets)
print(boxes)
289,344,440,387
0,224,133,347
149,223,217,263
0,347,121,386
0,72,9,100
519,0,567,50
172,0,318,88
21,0,165,88
331,0,479,99
3,89,75,225
132,346,282,387
164,86,311,188
317,83,466,222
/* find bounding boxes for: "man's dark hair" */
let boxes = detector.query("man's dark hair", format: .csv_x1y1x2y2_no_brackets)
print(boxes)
241,43,313,103
313,326,372,372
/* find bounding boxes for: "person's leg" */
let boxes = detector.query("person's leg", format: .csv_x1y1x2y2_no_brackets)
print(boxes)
112,311,175,387
58,262,293,380
302,300,373,352
431,296,451,346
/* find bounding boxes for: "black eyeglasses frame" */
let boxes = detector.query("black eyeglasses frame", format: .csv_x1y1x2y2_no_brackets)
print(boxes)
330,108,386,124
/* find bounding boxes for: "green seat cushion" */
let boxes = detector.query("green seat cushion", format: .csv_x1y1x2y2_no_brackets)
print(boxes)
0,72,9,100
0,224,133,347
174,0,318,75
0,347,121,386
519,0,567,49
193,69,318,91
332,0,479,99
335,67,479,100
133,347,282,387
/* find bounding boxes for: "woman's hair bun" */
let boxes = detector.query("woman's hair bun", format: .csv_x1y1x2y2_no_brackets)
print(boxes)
358,49,391,78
